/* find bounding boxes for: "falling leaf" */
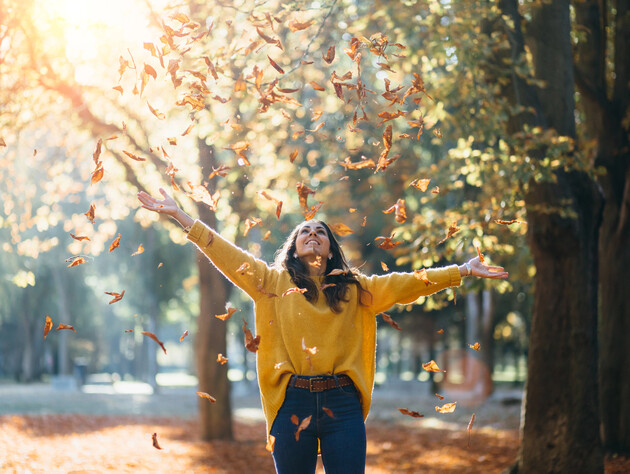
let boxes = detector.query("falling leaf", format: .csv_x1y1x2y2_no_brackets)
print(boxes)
435,402,457,413
196,391,217,403
437,328,444,334
124,329,133,333
209,165,231,178
157,262,163,269
108,233,121,252
328,223,354,236
142,331,167,354
69,233,90,242
327,269,346,276
375,233,402,249
0,137,6,146
282,287,308,297
438,222,460,245
67,257,87,267
410,178,430,192
267,55,285,74
322,407,335,418
217,353,228,365
44,315,53,339
381,262,389,271
287,18,314,32
436,393,445,400
243,217,262,236
84,203,96,224
265,434,276,453
105,290,125,304
216,307,238,321
224,141,251,166
152,433,162,450
301,337,318,356
56,324,77,333
296,182,316,209
432,186,440,194
467,413,476,448
186,182,220,211
322,45,335,64
433,128,442,138
413,269,434,286
179,330,189,342
475,246,485,264
147,102,166,120
181,123,195,136
131,244,144,256
469,342,481,351
398,408,424,418
422,360,445,373
338,156,376,170
380,313,401,330
242,320,260,352
383,199,407,223
309,81,325,91
308,122,325,133
294,415,312,441
122,150,147,161
495,219,526,225
304,202,323,220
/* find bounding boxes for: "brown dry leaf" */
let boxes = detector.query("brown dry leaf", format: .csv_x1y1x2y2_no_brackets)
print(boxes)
105,290,125,304
267,55,285,74
266,435,276,453
398,408,424,418
380,313,401,330
433,128,442,138
67,256,88,267
142,331,167,355
410,178,430,192
328,223,354,236
44,315,53,339
338,156,376,170
123,150,147,161
217,353,228,365
131,244,144,256
310,81,325,91
108,233,121,252
295,415,312,441
243,217,262,236
469,342,481,351
186,182,220,211
322,45,335,64
70,233,90,242
242,320,260,352
0,137,6,146
196,391,217,403
413,269,434,286
303,202,323,220
236,262,251,275
287,18,314,32
380,261,389,271
475,246,485,264
56,324,77,333
216,307,238,321
181,123,195,136
224,141,251,166
422,360,445,373
90,166,104,186
124,329,133,333
301,337,318,356
467,413,476,448
144,63,157,80
375,233,402,250
148,102,166,120
495,219,526,225
84,203,96,224
436,393,445,400
152,432,162,450
432,186,440,194
437,328,444,334
327,269,346,276
438,221,461,245
435,402,457,414
322,407,335,418
308,122,325,133
296,182,316,209
383,199,407,223
282,287,308,297
179,330,189,342
209,165,231,178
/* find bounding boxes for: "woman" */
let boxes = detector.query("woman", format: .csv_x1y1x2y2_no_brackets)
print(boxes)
137,188,508,474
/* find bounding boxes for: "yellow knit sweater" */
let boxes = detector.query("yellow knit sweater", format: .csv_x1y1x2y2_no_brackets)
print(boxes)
187,220,462,434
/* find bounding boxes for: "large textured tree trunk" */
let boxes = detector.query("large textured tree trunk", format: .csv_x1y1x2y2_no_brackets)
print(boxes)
496,0,604,471
195,139,233,440
574,0,630,455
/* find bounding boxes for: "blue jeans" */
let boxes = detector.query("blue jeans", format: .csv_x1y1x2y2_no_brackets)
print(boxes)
270,375,366,474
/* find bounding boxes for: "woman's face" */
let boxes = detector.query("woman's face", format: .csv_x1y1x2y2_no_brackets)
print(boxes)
294,221,331,261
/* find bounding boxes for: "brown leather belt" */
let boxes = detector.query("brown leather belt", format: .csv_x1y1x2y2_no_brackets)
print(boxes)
290,374,353,392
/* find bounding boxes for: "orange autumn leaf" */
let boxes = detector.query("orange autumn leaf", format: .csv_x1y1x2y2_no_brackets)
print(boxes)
84,203,96,224
469,342,481,351
108,233,121,252
267,55,285,74
147,102,165,120
242,320,260,353
224,141,251,166
438,221,461,245
105,290,125,304
433,127,442,138
301,337,318,356
327,269,346,276
235,262,252,275
296,182,316,209
291,414,299,425
266,434,276,453
413,269,434,286
209,165,231,178
436,393,445,400
338,156,376,170
282,287,308,297
56,324,77,333
122,150,147,161
328,223,354,236
181,123,195,136
437,328,444,334
377,110,406,127
308,122,325,133
375,233,402,249
432,186,440,194
142,331,167,354
475,246,485,263
383,198,407,223
243,217,262,236
322,407,335,418
112,85,123,95
91,166,104,186
289,149,299,163
381,261,389,271
186,182,220,211
303,202,323,220
179,330,189,342
495,219,526,225
67,256,87,267
294,415,312,441
69,233,90,242
287,18,314,31
44,315,53,339
152,432,162,450
196,391,217,403
422,360,445,373
124,329,133,333
309,81,325,91
410,178,431,192
217,353,228,365
380,313,401,330
435,402,457,413
467,413,476,448
131,244,144,256
216,307,238,321
398,408,424,418
322,45,335,64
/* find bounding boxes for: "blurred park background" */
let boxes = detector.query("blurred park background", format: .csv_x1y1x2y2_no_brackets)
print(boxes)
1,0,628,472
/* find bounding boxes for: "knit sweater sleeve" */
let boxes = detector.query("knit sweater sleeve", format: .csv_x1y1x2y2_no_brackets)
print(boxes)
186,219,274,300
360,265,462,314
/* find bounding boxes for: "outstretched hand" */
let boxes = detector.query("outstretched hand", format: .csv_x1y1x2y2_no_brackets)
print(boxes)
468,256,509,279
137,188,179,216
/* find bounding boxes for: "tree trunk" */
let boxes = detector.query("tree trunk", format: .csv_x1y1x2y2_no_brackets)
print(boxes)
573,0,630,455
514,1,604,471
195,138,233,440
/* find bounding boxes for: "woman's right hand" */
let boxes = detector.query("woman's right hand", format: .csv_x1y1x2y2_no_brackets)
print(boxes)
137,188,180,217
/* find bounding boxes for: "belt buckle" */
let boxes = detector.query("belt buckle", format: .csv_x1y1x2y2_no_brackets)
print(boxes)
309,377,325,392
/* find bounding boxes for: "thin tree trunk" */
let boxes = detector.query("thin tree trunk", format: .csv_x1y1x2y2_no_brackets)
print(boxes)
195,138,233,440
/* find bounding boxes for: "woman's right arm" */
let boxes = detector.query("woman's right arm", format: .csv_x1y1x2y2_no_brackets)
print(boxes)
137,188,274,299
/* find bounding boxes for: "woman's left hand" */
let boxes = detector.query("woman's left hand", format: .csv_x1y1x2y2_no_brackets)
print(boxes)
462,256,509,279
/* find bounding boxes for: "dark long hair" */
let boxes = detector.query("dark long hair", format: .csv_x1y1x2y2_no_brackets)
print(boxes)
273,220,372,313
